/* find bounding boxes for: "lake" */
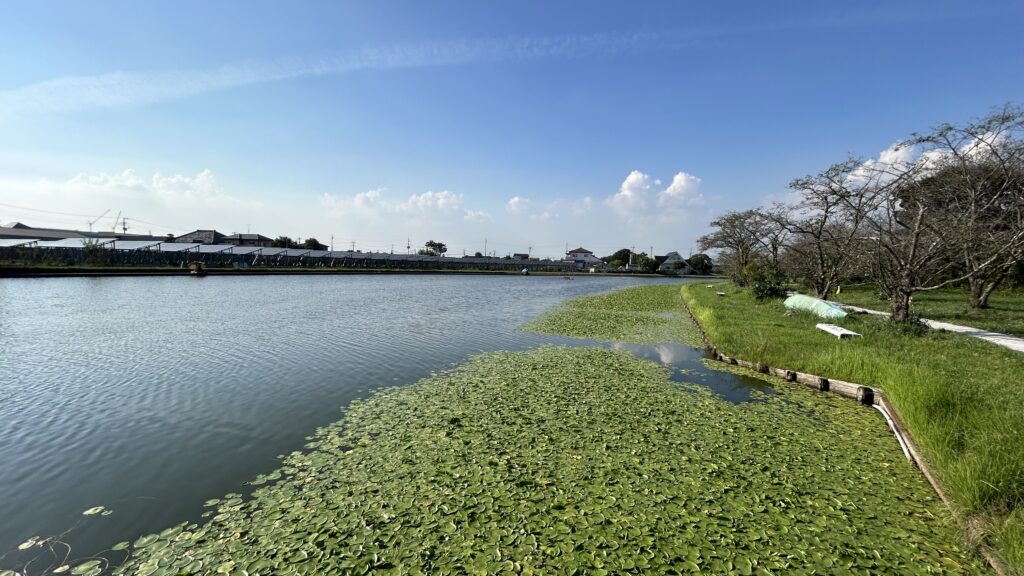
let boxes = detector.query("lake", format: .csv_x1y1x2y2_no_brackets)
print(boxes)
1,273,735,559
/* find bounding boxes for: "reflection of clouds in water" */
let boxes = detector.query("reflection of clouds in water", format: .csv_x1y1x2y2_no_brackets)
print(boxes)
655,345,675,365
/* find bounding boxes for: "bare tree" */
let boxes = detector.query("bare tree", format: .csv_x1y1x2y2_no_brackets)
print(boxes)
904,104,1024,309
774,158,874,299
698,210,763,286
850,105,1024,321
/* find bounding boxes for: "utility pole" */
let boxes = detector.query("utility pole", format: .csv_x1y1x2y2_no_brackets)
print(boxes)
391,244,394,254
406,238,410,254
528,246,532,258
350,240,356,252
330,235,333,251
484,238,487,257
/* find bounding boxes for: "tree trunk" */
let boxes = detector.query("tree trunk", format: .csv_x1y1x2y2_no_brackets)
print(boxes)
890,289,913,323
968,271,1008,310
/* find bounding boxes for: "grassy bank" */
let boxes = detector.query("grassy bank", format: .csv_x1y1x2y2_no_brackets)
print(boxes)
522,284,703,346
834,283,1024,337
683,282,1024,573
100,345,983,575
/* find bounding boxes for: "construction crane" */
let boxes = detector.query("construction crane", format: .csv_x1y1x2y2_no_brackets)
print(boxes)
86,209,110,233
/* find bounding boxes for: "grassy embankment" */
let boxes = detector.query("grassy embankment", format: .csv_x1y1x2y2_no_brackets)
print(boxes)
833,283,1024,337
11,285,987,575
683,282,1024,574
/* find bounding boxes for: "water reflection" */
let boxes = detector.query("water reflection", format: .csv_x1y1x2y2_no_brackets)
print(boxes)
609,342,775,403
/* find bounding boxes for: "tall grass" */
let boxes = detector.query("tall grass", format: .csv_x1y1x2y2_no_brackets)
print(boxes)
683,282,1024,574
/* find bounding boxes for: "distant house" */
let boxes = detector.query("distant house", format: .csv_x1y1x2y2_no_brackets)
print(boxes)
512,253,530,261
657,251,690,274
564,247,604,271
174,230,226,244
223,233,273,247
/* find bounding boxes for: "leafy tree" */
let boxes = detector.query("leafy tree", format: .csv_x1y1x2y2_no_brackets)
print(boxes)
302,237,328,251
688,253,713,274
474,251,483,257
603,248,633,265
272,236,300,248
423,240,448,257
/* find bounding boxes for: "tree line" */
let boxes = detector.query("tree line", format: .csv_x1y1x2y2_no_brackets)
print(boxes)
699,104,1024,322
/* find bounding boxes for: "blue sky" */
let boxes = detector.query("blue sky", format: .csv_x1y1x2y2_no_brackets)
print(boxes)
1,1,1022,258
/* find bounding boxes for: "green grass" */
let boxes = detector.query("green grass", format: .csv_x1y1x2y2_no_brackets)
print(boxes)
834,283,1024,337
522,284,703,347
99,346,984,575
684,282,1024,574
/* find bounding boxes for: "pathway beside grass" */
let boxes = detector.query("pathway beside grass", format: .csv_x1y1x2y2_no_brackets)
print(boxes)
838,303,1024,353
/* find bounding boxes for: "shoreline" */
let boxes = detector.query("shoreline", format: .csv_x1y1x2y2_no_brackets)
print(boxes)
0,265,718,279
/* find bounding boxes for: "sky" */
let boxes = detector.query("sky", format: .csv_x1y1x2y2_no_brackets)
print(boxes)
1,1,1022,259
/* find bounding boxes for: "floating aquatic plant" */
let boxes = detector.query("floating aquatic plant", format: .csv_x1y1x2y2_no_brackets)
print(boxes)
108,346,985,575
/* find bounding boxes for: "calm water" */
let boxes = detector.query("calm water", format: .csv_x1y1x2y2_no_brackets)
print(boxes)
0,274,767,560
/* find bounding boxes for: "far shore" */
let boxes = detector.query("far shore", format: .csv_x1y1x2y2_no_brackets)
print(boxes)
0,265,722,280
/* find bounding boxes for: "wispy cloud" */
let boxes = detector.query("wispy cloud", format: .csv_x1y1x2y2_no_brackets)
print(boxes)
0,30,693,118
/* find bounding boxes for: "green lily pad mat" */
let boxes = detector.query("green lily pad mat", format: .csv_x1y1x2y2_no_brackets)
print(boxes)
114,346,985,575
522,284,703,347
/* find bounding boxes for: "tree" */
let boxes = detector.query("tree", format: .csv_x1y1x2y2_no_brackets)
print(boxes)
603,248,633,268
302,237,328,251
688,253,713,274
904,104,1024,309
851,105,1024,321
272,236,300,248
423,240,447,257
633,252,659,273
775,158,874,299
474,251,483,257
698,210,764,285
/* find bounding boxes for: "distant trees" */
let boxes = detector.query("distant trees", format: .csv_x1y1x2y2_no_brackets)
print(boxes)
603,248,633,268
302,237,328,251
688,253,713,274
698,103,1024,322
419,240,447,257
272,236,300,248
271,236,329,250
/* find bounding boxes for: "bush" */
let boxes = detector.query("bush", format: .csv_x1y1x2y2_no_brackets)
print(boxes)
750,265,787,300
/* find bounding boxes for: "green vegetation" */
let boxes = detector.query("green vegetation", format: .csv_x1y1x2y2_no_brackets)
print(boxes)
106,346,982,575
835,283,1024,337
683,282,1024,573
522,284,702,347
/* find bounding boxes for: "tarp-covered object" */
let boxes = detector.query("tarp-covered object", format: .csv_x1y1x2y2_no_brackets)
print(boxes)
784,294,848,319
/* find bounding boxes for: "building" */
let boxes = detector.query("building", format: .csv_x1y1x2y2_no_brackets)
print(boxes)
512,253,530,261
0,222,161,241
222,233,273,247
174,230,226,244
564,247,604,271
657,251,690,274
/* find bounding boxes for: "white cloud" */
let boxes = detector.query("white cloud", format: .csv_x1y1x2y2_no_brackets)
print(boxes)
607,170,653,217
656,171,704,208
463,209,492,222
530,211,559,222
607,169,705,220
398,190,462,213
0,30,696,120
322,189,463,219
0,168,262,234
506,196,530,215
